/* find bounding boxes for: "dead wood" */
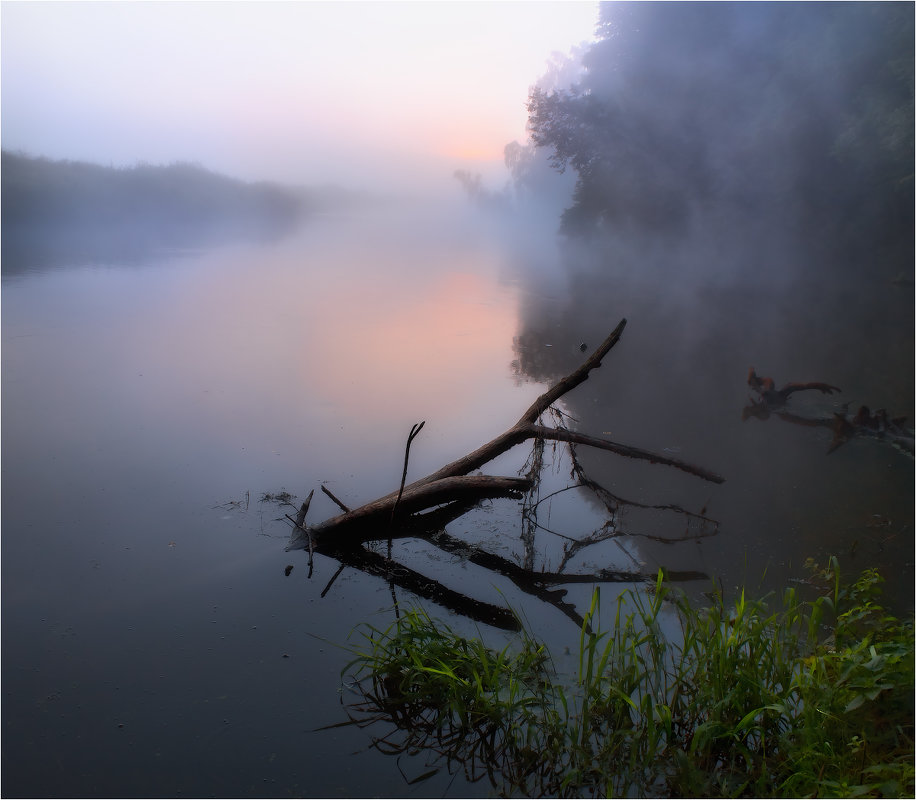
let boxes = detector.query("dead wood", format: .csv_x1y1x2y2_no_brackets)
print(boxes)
743,369,914,456
288,475,534,550
320,484,351,513
274,320,727,630
288,317,724,554
389,421,425,528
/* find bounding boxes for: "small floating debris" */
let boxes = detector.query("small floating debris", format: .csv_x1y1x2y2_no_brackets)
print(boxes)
261,490,297,505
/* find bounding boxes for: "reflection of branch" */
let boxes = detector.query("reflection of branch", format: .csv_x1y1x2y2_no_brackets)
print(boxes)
429,529,585,629
549,443,719,573
315,532,707,633
328,545,521,631
569,443,718,530
310,502,709,633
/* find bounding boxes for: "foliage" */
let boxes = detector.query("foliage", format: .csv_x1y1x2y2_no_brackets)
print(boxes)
343,607,566,790
523,2,914,264
343,559,914,797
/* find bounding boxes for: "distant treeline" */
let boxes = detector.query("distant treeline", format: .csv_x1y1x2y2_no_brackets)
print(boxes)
1,150,307,236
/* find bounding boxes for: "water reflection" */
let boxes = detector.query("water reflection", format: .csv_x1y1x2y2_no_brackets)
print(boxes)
507,238,914,611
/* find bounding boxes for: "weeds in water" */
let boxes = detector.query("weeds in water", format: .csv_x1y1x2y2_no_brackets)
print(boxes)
259,489,297,507
341,558,914,797
341,606,567,790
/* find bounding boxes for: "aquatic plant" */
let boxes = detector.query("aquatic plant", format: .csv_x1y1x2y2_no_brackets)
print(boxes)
341,558,914,797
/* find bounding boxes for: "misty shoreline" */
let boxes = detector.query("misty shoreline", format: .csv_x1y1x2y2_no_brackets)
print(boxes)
0,151,386,272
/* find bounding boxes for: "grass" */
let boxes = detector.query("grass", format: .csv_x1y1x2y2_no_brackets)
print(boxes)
341,558,914,797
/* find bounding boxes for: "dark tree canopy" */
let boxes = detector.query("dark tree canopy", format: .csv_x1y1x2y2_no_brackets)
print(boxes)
525,2,914,264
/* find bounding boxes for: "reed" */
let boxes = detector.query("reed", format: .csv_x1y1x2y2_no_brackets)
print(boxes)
342,558,914,797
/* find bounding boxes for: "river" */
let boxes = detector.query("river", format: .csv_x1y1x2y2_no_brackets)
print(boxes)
3,198,912,797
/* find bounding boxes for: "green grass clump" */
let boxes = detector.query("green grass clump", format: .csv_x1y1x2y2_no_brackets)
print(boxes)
342,606,567,790
342,558,914,797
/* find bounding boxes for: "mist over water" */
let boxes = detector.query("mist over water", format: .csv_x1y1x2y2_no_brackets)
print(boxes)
3,2,913,796
2,197,550,798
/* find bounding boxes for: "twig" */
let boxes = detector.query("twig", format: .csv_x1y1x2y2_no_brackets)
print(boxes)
321,484,351,513
389,421,425,528
295,489,315,527
293,489,315,576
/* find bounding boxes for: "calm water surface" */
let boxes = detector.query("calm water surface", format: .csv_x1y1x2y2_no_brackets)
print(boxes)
3,200,912,797
2,202,547,797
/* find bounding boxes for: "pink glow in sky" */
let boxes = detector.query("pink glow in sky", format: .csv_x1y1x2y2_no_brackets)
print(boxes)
1,1,597,192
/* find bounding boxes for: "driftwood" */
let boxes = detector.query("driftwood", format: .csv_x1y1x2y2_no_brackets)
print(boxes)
742,368,914,456
277,318,727,629
288,318,723,554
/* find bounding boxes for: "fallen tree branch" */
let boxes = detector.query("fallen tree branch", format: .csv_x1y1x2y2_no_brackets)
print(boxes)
289,475,533,550
288,318,724,553
321,484,351,513
524,425,724,483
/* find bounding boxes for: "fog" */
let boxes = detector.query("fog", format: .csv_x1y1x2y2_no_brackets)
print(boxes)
3,0,912,646
2,3,913,796
1,1,598,194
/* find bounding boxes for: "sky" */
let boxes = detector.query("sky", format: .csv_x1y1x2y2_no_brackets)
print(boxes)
1,1,598,192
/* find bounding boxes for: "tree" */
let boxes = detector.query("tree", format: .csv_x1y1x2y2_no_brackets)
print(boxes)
524,2,914,256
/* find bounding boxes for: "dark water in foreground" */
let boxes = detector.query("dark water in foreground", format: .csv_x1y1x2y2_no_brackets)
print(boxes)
3,201,912,797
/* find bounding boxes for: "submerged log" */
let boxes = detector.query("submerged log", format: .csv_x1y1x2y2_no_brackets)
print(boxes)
742,369,914,456
288,318,724,554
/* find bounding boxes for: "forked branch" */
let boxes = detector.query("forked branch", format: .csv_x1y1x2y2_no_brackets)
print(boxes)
287,318,724,554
